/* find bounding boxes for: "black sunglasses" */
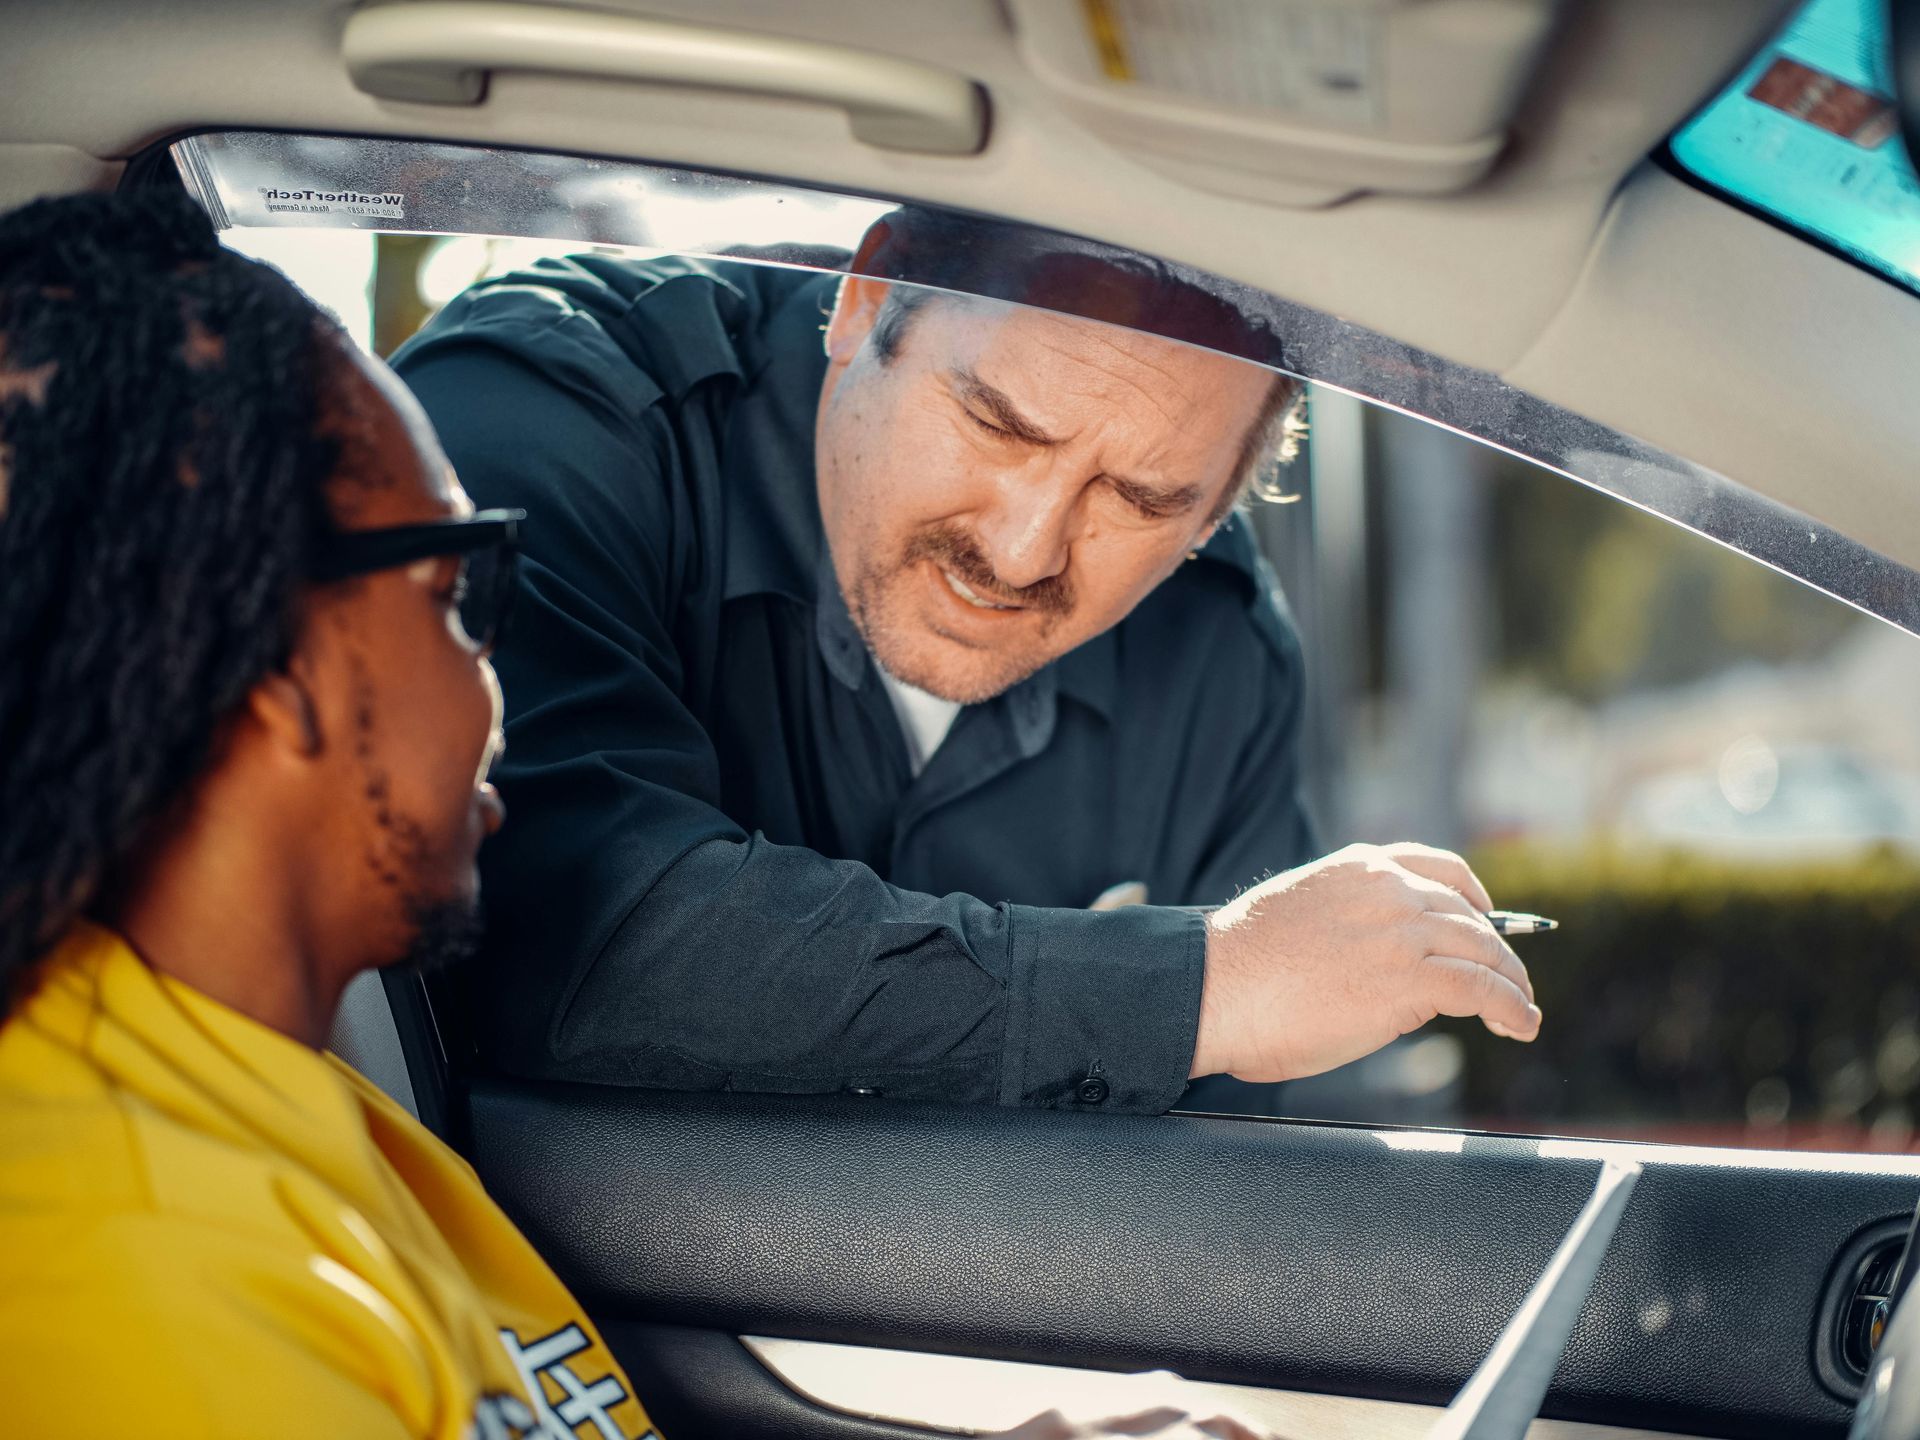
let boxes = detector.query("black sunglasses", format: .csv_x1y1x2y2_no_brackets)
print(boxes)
310,508,525,654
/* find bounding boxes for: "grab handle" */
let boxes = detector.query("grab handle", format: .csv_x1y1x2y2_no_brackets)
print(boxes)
343,2,988,155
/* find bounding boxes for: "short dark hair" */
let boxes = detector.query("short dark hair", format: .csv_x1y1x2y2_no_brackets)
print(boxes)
854,208,1306,518
0,189,345,1014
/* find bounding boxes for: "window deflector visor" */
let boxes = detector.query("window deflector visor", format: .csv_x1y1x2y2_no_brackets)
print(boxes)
172,130,1920,640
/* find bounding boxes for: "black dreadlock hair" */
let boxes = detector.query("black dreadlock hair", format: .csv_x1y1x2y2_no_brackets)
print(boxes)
0,189,345,1016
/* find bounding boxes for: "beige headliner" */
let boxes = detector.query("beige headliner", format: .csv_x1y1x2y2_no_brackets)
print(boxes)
3,0,1915,568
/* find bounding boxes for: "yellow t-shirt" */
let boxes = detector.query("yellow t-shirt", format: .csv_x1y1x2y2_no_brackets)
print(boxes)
0,922,660,1440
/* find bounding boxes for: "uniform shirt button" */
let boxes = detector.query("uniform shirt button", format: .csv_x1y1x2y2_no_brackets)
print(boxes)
1075,1075,1110,1105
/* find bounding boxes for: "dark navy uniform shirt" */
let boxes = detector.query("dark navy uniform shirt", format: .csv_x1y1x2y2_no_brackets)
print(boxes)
393,254,1316,1114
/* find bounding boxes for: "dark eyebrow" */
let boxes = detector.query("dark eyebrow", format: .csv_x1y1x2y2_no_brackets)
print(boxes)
1105,473,1205,516
950,367,1060,447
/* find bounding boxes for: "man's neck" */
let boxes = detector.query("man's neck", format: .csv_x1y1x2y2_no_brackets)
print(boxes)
112,808,340,1050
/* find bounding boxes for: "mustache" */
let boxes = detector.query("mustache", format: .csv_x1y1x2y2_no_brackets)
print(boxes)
901,525,1074,616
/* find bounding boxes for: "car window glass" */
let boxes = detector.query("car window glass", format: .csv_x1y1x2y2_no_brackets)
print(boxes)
198,136,1920,1156
1260,389,1920,1151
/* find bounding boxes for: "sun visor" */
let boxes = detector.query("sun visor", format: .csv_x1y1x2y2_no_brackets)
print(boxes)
1008,0,1560,205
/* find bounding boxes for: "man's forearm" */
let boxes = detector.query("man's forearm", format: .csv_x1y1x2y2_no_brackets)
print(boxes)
539,831,1210,1112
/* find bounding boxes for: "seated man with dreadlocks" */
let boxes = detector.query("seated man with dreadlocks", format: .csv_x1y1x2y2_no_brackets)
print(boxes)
0,192,1269,1440
0,190,656,1438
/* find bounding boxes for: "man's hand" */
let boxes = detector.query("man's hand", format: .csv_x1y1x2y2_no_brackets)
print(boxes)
991,1408,1267,1439
1190,842,1541,1082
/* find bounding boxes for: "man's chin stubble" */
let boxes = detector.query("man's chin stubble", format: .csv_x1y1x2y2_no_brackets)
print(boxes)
854,577,1049,705
395,891,486,977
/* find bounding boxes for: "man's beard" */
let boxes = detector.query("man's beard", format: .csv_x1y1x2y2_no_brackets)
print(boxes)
846,522,1075,705
396,891,486,977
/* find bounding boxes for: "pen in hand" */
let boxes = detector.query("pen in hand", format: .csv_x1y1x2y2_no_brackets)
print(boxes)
1488,910,1558,936
1090,886,1558,936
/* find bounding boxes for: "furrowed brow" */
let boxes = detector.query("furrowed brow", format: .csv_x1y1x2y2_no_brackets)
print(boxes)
951,368,1060,447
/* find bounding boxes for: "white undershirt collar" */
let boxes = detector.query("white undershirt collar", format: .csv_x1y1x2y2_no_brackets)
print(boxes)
876,666,963,777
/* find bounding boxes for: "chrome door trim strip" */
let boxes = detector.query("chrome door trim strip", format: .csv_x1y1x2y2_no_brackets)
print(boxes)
173,129,1920,638
739,1335,1705,1439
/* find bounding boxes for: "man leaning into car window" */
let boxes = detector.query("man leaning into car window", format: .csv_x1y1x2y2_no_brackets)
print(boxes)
0,189,1303,1440
395,210,1542,1112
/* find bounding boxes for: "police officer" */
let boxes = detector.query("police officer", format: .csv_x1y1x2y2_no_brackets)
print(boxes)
393,209,1540,1114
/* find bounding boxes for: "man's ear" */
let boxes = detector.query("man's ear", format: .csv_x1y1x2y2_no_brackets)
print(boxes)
824,273,894,365
826,215,900,364
246,665,324,761
848,215,895,277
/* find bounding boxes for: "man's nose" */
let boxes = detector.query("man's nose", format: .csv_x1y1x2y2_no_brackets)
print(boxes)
977,471,1078,591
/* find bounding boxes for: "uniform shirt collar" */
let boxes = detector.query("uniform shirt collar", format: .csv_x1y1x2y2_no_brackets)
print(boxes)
1046,517,1265,725
1054,629,1118,723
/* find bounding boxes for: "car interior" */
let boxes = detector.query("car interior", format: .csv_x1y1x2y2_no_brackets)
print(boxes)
8,1,1920,1436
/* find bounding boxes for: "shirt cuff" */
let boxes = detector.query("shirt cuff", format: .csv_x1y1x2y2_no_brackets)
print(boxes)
997,903,1207,1114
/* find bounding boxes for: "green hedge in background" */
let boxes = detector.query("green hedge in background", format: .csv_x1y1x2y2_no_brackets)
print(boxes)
1452,846,1920,1148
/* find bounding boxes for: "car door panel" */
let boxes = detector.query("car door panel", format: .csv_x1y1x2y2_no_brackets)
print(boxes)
468,1080,1914,1439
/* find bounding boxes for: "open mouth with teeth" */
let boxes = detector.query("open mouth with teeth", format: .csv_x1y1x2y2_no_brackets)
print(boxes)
941,567,1021,611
